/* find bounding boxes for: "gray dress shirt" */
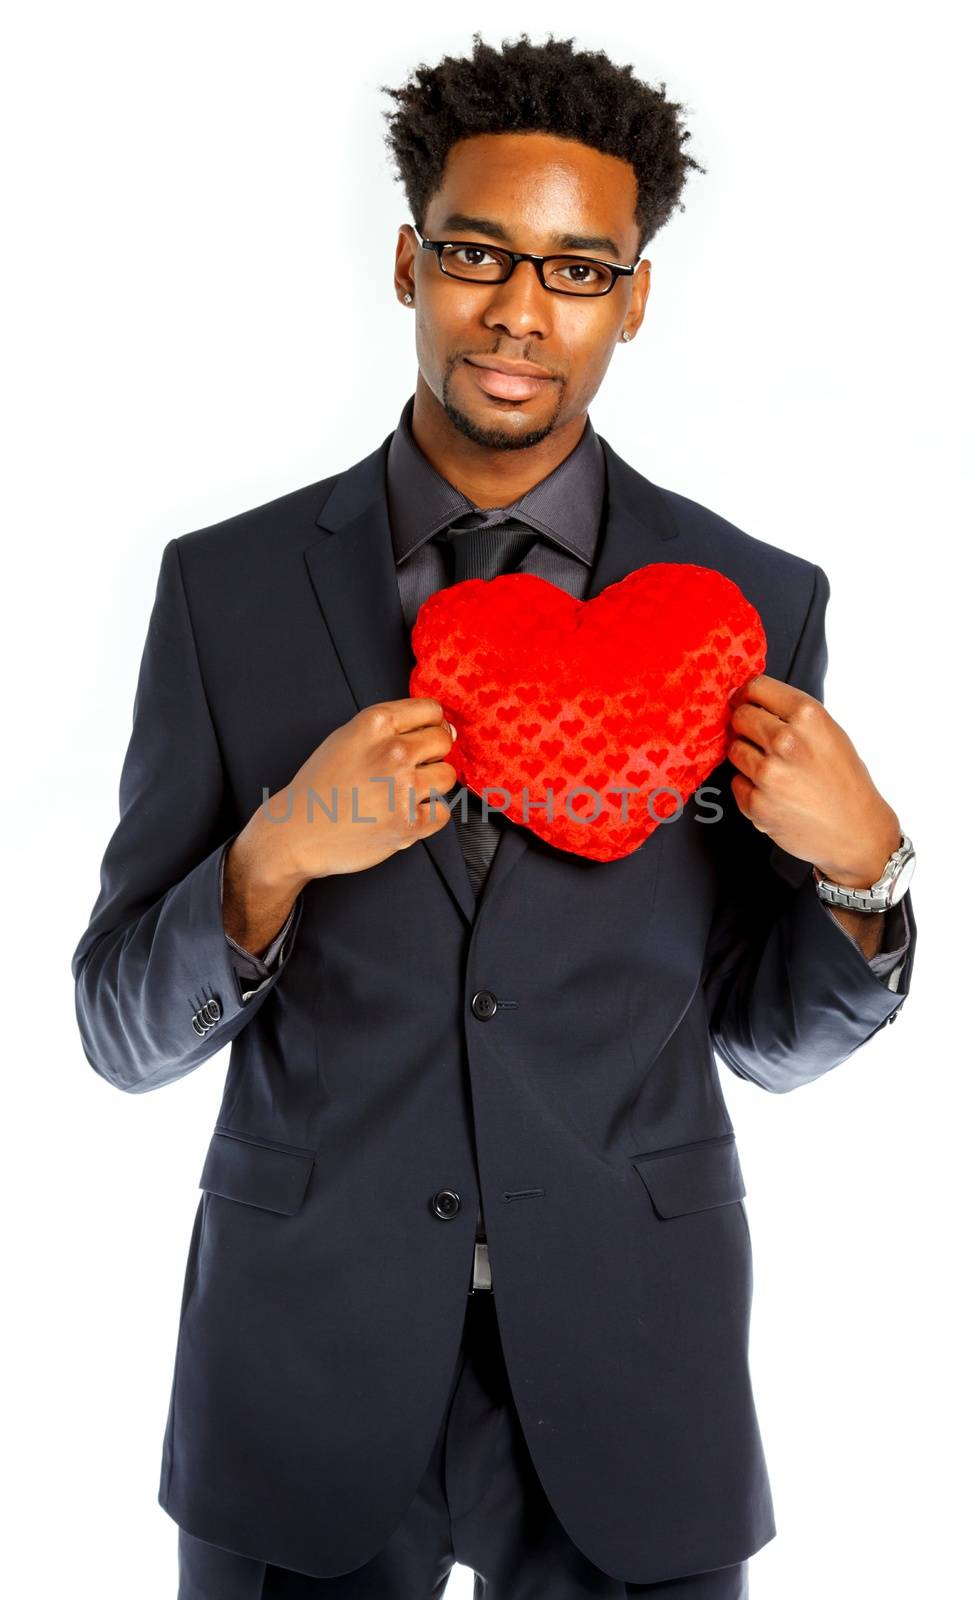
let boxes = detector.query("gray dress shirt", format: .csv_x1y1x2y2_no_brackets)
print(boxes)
221,396,911,1004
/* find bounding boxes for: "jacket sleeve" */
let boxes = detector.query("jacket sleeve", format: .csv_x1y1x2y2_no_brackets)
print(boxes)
702,562,916,1093
71,538,304,1094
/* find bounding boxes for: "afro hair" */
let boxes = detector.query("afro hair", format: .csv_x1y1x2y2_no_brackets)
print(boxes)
380,31,705,255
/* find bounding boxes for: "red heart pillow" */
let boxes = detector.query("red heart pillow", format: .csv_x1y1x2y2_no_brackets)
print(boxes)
408,562,767,862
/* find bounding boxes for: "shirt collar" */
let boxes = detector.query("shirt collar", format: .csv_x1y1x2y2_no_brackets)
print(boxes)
386,394,605,567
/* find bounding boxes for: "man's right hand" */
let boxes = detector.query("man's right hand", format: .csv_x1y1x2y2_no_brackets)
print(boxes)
222,698,459,955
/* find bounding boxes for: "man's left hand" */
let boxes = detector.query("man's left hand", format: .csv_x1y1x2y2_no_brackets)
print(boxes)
725,673,901,890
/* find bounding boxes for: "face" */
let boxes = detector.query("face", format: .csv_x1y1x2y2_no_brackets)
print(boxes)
394,132,651,451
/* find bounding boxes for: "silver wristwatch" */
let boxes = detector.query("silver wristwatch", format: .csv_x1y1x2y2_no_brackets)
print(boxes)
812,831,915,913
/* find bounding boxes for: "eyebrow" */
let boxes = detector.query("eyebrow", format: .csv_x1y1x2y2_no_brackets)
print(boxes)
437,212,624,259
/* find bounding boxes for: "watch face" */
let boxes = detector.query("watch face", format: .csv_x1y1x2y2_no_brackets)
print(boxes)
889,853,915,904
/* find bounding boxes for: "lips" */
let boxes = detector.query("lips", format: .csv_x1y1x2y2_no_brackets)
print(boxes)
464,361,553,401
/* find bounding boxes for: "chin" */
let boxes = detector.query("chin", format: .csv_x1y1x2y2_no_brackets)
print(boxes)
441,391,559,452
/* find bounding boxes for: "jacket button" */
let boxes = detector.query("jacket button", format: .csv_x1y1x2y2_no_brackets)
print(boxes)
191,996,223,1035
431,1190,461,1220
471,990,498,1020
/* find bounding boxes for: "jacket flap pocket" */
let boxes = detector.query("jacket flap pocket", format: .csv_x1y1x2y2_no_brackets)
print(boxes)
199,1128,316,1216
630,1135,745,1219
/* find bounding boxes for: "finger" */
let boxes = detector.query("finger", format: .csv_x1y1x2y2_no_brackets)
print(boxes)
411,784,460,834
731,673,811,719
407,763,460,809
394,800,453,846
728,676,763,711
729,771,753,813
406,723,459,766
727,735,766,784
388,696,445,731
730,701,787,753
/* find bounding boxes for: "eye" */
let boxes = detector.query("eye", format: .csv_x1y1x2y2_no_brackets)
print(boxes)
558,261,600,284
442,244,502,269
545,257,616,294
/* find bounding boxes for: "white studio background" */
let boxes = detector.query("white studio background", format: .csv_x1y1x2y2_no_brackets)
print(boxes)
2,4,973,1596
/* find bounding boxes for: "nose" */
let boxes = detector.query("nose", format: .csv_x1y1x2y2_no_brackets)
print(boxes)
481,260,553,342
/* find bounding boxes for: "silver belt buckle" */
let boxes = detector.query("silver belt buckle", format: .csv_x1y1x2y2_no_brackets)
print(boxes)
469,1240,493,1294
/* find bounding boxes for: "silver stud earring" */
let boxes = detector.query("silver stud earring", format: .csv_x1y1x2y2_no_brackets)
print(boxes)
403,291,413,305
621,330,631,342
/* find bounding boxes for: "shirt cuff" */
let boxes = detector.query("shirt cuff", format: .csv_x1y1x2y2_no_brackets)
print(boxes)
816,891,911,992
218,839,297,999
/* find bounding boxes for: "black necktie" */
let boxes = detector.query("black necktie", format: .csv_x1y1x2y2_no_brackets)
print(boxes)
439,514,540,899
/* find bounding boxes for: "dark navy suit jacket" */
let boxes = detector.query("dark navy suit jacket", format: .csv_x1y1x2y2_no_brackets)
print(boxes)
71,423,917,1583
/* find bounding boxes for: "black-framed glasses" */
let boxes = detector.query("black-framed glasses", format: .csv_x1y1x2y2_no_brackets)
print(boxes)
415,228,636,298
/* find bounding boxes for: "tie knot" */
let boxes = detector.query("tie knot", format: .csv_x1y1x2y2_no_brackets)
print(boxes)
441,516,539,583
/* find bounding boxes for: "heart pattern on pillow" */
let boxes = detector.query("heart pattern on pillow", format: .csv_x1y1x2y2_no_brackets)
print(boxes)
408,562,767,862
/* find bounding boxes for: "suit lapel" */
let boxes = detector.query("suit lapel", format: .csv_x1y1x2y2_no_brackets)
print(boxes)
303,429,682,931
304,435,478,925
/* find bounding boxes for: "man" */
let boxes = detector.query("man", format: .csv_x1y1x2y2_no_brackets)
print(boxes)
72,32,916,1600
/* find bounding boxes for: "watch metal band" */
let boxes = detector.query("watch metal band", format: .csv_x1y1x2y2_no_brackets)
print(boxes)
812,870,890,912
812,829,913,914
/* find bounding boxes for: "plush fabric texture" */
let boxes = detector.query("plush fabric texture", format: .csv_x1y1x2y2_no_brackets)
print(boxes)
409,562,767,862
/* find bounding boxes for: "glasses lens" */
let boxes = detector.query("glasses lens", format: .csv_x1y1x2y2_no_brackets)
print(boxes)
544,257,616,295
435,243,617,294
439,244,509,281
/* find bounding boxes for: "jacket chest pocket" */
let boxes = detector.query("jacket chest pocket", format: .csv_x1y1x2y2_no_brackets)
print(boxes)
629,1133,745,1219
198,1126,316,1216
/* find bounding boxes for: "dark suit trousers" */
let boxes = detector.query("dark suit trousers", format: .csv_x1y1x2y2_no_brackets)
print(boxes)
176,1292,749,1599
